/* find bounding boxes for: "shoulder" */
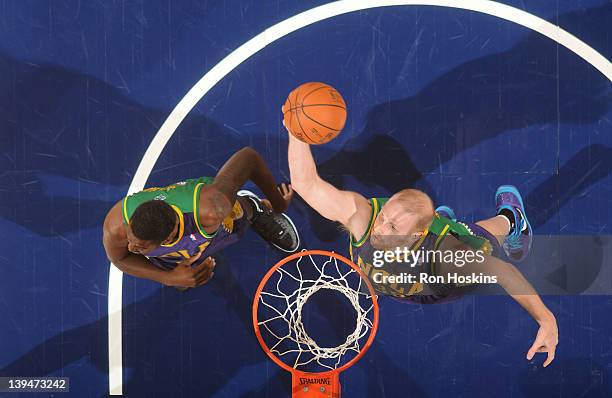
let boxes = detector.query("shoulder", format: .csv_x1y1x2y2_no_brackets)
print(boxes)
103,200,127,242
355,197,386,220
197,184,231,224
348,196,382,247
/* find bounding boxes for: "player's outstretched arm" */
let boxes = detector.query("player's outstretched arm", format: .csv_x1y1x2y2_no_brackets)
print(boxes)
287,133,371,238
201,147,288,222
481,255,558,367
441,242,558,367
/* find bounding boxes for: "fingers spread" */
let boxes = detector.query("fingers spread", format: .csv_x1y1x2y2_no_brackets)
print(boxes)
526,344,538,360
278,183,292,196
543,351,555,367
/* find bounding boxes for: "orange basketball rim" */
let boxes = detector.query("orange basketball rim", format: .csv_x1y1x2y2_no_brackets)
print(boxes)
252,250,379,397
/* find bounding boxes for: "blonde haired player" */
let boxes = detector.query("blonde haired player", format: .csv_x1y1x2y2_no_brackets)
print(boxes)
286,128,558,368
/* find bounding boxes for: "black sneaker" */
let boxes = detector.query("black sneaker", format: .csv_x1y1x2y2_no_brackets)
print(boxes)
237,190,300,253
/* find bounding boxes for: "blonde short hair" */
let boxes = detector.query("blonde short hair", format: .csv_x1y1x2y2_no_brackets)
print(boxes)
390,189,435,232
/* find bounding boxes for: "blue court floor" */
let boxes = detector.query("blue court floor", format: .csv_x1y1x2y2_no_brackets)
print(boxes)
0,1,611,397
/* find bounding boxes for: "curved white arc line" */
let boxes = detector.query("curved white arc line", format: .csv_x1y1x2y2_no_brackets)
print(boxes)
130,0,612,196
109,0,612,394
107,266,123,395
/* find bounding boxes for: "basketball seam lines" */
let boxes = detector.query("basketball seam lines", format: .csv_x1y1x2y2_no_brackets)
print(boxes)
302,85,330,104
295,84,345,134
301,107,342,132
282,104,346,113
294,85,318,143
286,95,294,137
295,107,317,143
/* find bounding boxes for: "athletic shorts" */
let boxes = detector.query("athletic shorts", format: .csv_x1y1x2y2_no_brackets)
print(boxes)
398,222,504,305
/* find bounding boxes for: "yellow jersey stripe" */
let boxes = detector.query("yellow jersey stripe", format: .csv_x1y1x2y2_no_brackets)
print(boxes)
434,224,450,249
193,182,217,239
352,198,379,248
161,205,185,247
122,197,130,224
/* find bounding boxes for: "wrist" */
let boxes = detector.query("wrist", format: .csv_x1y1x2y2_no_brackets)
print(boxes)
536,309,556,326
271,197,287,213
159,270,175,286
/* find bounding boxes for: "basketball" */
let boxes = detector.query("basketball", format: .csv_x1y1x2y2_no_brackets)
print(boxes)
282,82,347,145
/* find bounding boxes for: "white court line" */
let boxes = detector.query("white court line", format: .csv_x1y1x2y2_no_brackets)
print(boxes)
108,0,612,394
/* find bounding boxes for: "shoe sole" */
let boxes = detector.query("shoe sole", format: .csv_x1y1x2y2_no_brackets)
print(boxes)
237,190,300,253
495,185,533,261
275,213,300,253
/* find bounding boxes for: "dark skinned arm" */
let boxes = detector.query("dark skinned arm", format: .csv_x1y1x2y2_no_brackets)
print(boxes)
200,147,287,225
103,201,213,287
103,201,170,283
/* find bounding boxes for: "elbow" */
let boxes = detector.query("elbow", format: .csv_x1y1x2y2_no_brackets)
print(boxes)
237,146,259,159
108,257,125,273
108,255,126,268
236,146,264,171
106,250,130,268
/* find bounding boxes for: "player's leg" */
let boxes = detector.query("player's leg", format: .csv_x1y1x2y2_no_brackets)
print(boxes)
476,185,532,262
475,216,510,245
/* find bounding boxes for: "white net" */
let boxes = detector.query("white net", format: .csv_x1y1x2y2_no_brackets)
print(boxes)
256,251,376,371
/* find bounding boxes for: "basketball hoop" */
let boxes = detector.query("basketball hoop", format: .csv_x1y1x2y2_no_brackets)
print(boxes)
252,250,379,397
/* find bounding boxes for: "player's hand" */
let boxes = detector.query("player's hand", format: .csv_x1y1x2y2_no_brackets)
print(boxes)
165,251,216,288
275,183,294,212
282,112,311,148
527,317,558,367
282,117,293,136
261,183,293,213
